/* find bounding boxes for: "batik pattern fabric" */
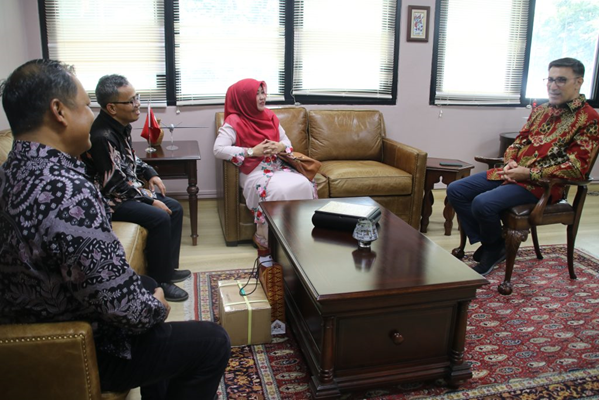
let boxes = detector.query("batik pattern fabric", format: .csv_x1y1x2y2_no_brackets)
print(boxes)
0,141,167,359
81,109,159,212
488,95,599,203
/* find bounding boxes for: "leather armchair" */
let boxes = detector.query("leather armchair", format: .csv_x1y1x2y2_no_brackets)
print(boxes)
0,322,128,400
214,108,427,246
0,129,147,399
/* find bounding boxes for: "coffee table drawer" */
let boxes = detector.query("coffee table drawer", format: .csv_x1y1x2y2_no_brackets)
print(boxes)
336,306,454,369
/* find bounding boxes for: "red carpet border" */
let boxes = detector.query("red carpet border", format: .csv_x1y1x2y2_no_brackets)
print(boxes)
185,245,599,399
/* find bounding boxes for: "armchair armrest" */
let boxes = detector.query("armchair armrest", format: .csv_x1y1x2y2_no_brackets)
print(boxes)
382,138,427,227
0,321,103,400
474,156,503,169
382,138,427,180
529,177,593,224
215,158,242,244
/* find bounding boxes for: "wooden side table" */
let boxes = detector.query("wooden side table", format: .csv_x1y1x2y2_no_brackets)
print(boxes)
420,158,474,235
133,141,202,245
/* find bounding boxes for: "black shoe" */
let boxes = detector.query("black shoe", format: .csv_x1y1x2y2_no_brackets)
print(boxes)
170,269,191,283
160,283,189,302
472,245,484,262
473,246,506,276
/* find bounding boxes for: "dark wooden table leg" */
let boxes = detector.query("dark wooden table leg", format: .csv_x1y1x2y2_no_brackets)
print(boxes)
447,299,473,387
309,316,341,399
420,173,439,233
442,197,456,236
187,161,199,246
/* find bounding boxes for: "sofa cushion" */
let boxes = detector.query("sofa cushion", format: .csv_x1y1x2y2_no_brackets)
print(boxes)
112,221,147,275
319,160,413,197
308,110,383,161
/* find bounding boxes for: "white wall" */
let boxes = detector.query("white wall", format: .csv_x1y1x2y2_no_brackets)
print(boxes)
0,0,42,129
1,0,597,197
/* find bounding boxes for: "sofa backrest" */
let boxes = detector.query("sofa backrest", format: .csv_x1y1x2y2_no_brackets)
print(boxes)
214,107,309,155
0,129,13,164
308,110,384,162
271,107,308,154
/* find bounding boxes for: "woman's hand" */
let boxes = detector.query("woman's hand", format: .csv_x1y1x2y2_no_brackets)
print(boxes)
262,140,285,156
250,140,284,157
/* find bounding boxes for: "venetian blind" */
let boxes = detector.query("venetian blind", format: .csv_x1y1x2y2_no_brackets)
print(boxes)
434,0,529,105
292,0,397,99
44,0,167,105
174,0,286,105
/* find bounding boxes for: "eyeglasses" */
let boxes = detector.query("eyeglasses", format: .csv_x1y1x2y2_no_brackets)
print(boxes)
111,93,141,106
543,77,578,87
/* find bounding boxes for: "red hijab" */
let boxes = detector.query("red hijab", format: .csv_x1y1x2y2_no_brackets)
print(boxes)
224,79,280,174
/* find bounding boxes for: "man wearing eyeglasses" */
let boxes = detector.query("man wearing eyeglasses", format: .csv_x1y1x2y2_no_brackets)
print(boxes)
447,57,599,276
1,60,230,400
82,75,190,302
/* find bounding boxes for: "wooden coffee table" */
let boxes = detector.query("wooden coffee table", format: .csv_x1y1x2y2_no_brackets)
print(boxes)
261,197,487,399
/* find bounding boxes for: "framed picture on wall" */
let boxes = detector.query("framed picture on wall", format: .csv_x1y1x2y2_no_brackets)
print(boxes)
407,5,430,42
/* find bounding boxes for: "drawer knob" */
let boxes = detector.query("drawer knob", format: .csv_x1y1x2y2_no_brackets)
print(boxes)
390,331,404,345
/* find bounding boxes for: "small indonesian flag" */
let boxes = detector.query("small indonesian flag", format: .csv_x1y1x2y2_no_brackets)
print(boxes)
141,103,161,144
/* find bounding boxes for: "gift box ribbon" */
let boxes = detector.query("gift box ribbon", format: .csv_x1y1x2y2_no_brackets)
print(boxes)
219,280,269,343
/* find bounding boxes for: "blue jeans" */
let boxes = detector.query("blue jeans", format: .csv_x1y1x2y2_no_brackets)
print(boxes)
112,194,183,283
446,172,538,246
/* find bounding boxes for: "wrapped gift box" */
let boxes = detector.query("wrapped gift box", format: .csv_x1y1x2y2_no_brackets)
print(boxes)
258,264,286,334
218,279,272,346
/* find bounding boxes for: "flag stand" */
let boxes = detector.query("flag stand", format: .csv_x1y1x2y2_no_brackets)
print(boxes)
145,139,157,153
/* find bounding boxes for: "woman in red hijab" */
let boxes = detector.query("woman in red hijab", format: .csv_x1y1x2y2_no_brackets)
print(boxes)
214,79,317,265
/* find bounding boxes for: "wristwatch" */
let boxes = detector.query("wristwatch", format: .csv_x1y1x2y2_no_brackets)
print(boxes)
247,147,254,157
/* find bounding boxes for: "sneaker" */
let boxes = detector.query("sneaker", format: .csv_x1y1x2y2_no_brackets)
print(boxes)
160,283,189,302
170,269,191,283
473,246,506,276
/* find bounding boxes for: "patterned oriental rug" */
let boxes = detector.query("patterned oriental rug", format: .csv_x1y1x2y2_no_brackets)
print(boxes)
183,245,599,399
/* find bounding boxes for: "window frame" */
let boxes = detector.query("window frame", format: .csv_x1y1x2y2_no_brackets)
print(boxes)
38,0,402,107
430,0,599,109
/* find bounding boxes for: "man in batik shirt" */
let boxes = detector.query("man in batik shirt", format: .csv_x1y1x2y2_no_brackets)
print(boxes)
447,57,599,276
0,59,230,399
81,74,189,302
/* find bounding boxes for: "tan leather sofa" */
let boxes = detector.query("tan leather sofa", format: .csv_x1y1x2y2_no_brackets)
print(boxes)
0,129,147,400
215,108,427,246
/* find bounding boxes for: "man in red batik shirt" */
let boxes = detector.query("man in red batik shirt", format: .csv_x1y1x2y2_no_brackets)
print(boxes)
447,57,599,276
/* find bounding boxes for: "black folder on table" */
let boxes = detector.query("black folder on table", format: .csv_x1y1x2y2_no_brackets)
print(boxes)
312,201,381,231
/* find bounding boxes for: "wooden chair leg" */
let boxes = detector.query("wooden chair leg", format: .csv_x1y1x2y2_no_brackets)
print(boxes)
451,220,467,259
530,226,543,260
566,224,578,279
498,227,528,295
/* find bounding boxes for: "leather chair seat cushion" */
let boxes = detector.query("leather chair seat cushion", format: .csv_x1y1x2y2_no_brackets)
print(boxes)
319,160,413,197
504,200,575,229
112,221,147,275
509,200,572,217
